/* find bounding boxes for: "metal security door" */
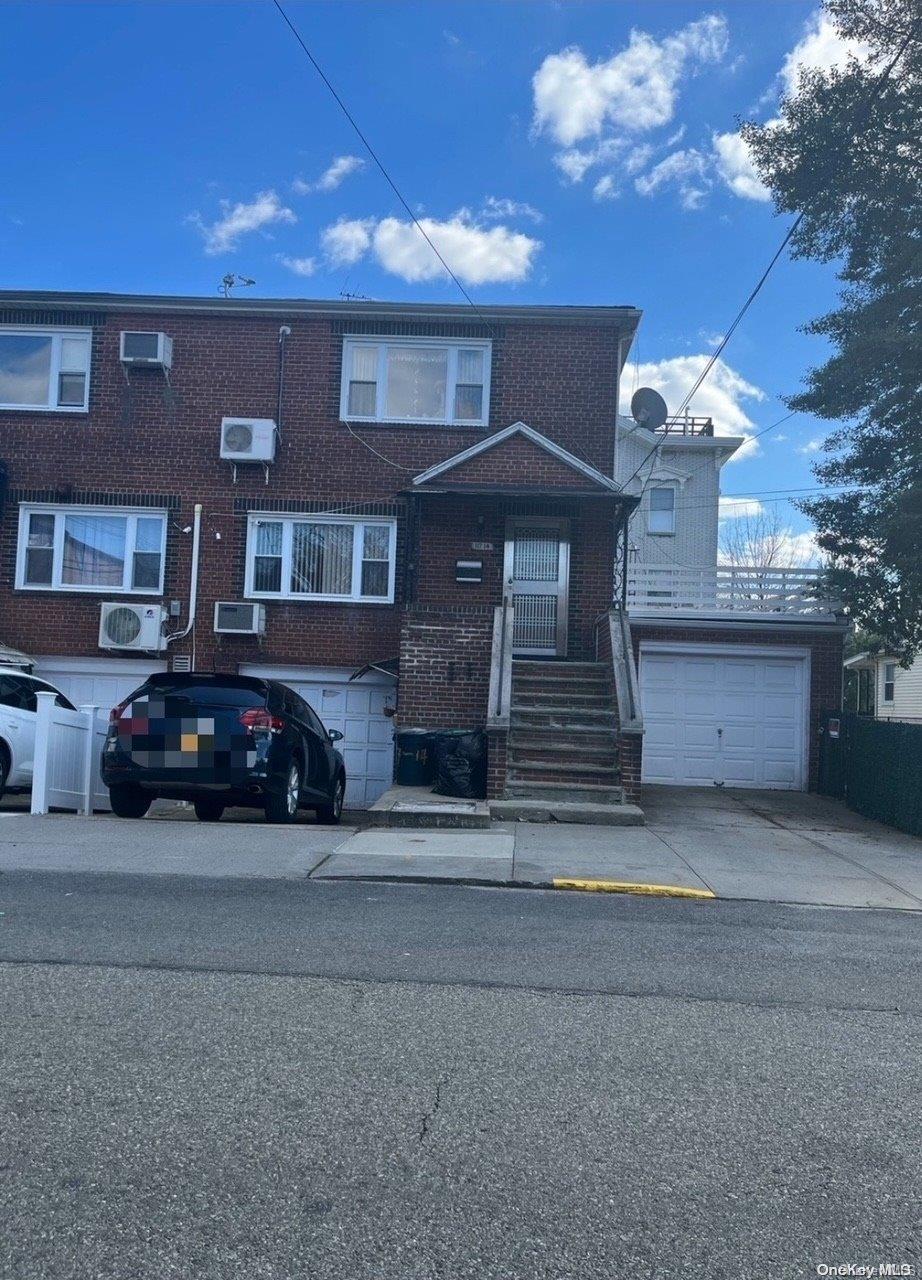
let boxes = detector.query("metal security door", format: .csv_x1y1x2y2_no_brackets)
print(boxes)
504,520,569,657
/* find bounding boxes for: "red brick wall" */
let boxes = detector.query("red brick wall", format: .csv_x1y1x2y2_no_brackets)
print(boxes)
433,433,593,489
0,308,621,677
630,622,846,791
395,605,494,729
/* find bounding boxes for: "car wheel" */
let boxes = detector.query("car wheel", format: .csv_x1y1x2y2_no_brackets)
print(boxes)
109,784,152,819
316,773,345,825
265,760,301,824
193,797,225,822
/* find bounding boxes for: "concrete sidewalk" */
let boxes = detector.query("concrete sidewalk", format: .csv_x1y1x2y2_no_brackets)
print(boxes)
0,787,919,909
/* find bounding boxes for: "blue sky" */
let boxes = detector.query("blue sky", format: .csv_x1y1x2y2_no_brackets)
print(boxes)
1,1,861,557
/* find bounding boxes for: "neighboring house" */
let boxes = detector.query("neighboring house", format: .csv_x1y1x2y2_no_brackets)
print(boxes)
844,653,922,724
0,289,846,811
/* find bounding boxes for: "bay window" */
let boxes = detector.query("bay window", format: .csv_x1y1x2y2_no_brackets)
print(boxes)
246,515,397,603
16,506,166,593
341,336,490,426
0,327,91,411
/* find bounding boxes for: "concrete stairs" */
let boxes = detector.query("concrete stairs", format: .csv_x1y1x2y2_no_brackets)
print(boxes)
489,660,644,826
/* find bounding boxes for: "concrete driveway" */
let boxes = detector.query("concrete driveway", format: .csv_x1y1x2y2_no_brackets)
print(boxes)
0,786,919,910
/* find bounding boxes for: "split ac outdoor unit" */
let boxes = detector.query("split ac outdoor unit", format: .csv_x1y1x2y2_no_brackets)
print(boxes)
98,602,166,652
220,417,276,463
119,331,173,369
214,602,266,635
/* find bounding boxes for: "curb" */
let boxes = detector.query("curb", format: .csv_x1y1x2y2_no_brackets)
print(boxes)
552,877,716,900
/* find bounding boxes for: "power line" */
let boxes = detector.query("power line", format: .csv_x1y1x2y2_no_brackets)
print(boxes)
270,0,496,337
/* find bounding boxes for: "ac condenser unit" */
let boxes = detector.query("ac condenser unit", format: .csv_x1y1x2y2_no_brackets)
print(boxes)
220,417,276,463
214,602,266,635
119,331,173,369
98,602,166,652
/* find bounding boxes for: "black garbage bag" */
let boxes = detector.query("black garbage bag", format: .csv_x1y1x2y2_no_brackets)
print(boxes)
432,729,487,800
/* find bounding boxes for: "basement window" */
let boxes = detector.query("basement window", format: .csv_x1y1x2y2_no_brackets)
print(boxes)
341,336,491,427
0,327,91,412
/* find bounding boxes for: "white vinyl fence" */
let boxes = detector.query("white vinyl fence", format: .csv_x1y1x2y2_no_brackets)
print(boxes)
31,691,112,815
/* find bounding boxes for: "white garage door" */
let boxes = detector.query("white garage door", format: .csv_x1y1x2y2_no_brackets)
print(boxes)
239,665,395,808
33,657,168,714
640,649,806,790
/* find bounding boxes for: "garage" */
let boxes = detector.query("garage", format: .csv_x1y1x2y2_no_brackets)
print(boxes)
239,665,395,808
639,645,808,790
32,656,168,714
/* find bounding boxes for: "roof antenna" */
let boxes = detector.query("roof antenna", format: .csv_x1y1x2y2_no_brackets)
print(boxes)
220,274,256,298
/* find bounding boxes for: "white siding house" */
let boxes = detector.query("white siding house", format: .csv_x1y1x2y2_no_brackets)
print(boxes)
844,653,922,724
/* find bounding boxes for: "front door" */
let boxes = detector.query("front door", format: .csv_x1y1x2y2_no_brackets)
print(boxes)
504,520,569,657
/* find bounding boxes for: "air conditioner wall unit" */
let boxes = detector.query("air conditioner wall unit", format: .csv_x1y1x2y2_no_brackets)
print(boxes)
99,602,167,652
214,602,266,635
120,331,173,369
220,417,276,463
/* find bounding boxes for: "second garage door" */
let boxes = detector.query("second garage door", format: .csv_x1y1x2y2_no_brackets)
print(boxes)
640,649,807,790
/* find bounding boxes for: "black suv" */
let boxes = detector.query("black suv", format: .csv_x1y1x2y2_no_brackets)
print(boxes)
101,673,346,824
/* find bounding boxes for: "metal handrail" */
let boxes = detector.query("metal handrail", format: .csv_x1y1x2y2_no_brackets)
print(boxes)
487,596,515,728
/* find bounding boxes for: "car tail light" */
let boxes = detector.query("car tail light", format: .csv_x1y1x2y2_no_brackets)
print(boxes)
239,706,285,734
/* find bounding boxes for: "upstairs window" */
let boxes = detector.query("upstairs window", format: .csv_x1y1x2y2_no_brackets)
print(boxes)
0,327,91,412
883,663,897,703
16,506,166,593
246,515,397,604
648,486,676,535
341,337,490,427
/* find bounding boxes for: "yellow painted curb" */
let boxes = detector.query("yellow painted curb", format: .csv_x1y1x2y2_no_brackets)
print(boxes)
552,878,716,900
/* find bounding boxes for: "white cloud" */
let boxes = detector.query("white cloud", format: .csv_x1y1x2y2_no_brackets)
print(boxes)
712,129,771,202
780,10,870,97
631,353,767,456
719,496,765,519
277,254,317,277
320,212,541,285
479,196,544,224
624,144,654,175
797,436,824,455
321,217,375,266
634,149,711,210
192,190,296,256
532,15,728,146
293,155,365,195
593,175,618,201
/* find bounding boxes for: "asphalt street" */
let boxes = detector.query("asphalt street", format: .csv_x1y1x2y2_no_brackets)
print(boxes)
0,873,919,1280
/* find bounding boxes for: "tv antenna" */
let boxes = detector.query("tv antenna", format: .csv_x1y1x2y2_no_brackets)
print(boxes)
220,274,256,298
340,289,375,302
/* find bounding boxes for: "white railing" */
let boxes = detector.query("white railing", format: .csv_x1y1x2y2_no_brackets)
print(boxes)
487,599,515,729
627,565,841,617
31,691,112,815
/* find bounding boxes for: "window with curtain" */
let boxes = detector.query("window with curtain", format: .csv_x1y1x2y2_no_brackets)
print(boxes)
247,516,396,603
0,328,91,411
648,487,676,535
340,337,490,426
17,506,166,592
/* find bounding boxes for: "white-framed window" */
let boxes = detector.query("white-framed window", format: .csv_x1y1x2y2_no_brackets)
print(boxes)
340,336,491,427
15,505,167,594
648,486,676,535
0,327,91,412
245,514,397,604
883,662,897,703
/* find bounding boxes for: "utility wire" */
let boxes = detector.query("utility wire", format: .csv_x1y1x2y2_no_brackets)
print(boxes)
620,18,918,498
271,0,496,337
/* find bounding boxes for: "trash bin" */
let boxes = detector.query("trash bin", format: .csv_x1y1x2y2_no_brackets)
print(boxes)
432,728,487,800
394,729,435,786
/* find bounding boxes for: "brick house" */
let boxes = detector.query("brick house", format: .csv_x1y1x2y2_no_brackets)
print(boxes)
0,290,846,811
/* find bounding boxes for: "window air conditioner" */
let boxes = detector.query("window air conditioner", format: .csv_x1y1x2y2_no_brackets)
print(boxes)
98,602,167,652
119,331,173,369
214,602,267,635
220,417,277,463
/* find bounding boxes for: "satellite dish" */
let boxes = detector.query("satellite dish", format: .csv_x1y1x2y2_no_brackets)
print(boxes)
631,387,669,431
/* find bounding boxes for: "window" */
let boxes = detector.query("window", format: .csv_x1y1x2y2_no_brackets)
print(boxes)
648,487,676,535
883,663,897,703
341,337,490,426
246,516,396,603
0,675,75,712
16,506,167,594
0,327,91,411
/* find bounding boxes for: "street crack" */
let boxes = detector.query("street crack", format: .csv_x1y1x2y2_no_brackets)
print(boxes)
418,1074,448,1144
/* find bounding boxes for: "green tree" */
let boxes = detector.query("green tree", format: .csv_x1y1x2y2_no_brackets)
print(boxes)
743,0,922,662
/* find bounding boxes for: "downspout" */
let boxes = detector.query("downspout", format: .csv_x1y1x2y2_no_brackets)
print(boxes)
166,503,203,666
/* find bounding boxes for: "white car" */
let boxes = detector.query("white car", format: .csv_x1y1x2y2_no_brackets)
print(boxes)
0,667,76,797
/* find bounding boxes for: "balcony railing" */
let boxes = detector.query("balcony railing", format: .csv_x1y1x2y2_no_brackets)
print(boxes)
654,414,715,437
627,565,841,617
